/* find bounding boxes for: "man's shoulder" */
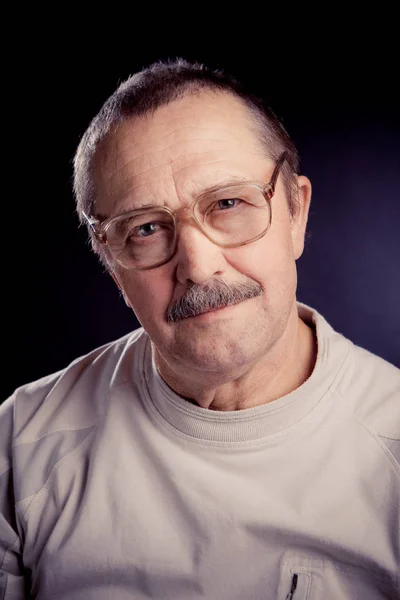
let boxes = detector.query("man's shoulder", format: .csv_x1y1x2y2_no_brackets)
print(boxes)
0,327,147,442
337,341,399,444
300,301,399,440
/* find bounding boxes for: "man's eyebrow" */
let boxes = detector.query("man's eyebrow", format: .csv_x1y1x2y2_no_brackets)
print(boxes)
199,176,247,195
95,203,156,220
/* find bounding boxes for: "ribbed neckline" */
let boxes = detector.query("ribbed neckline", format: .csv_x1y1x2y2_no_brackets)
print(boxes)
142,302,352,445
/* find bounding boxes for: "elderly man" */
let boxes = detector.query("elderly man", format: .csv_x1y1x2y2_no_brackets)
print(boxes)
1,59,399,599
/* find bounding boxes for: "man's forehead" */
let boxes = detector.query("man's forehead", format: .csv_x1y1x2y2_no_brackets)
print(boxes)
100,136,249,178
103,91,261,156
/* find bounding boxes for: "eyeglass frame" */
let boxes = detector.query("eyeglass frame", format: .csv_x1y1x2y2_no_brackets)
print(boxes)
82,151,288,270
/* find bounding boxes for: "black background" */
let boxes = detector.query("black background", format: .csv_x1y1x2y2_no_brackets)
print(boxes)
3,18,399,401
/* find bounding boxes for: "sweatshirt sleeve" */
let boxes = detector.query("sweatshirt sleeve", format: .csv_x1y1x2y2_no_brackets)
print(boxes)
0,396,31,599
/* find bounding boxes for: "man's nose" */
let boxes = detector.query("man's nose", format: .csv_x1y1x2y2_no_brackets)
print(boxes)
173,219,226,285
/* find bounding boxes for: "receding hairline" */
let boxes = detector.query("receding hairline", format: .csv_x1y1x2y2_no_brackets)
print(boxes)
95,86,276,164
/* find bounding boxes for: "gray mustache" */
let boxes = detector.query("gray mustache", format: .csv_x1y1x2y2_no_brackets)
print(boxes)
165,279,263,323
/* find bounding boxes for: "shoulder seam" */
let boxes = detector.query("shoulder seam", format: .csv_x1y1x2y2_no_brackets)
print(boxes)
19,426,97,519
350,412,400,479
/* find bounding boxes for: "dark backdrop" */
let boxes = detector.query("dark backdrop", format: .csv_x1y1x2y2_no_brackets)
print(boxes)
3,30,399,402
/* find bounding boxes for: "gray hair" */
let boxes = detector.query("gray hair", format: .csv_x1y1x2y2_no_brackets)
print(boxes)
73,58,301,237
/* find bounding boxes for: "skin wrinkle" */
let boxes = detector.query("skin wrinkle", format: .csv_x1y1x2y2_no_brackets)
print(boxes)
94,91,315,411
106,137,236,172
107,148,220,177
109,158,240,188
105,136,257,180
167,160,181,230
108,148,247,182
103,134,245,179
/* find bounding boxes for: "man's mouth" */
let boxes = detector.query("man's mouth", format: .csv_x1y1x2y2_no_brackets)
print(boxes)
191,300,242,318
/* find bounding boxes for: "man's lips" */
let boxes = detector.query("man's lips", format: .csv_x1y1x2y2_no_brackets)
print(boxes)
190,300,242,318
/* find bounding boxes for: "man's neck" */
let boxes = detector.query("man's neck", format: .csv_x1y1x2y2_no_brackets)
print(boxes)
154,317,318,411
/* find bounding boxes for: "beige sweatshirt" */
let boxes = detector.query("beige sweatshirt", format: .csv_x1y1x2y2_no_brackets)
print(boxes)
0,302,399,599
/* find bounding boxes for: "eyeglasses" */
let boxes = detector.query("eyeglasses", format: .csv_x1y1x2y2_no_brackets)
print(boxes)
83,152,287,270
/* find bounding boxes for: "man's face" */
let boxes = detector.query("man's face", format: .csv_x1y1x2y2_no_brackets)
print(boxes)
93,92,311,377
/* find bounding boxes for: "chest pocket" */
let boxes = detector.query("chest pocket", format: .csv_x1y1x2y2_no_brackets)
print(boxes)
277,552,399,600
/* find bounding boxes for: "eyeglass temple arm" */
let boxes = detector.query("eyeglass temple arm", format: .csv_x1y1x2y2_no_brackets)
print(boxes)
269,152,288,191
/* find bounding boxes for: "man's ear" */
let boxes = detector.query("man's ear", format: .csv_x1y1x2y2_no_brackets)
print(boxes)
290,175,312,260
109,269,132,308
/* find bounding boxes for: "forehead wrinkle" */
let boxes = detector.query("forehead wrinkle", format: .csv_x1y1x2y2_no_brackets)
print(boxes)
115,122,237,146
108,148,245,187
106,136,246,179
108,131,239,172
114,158,240,193
98,177,172,218
108,147,225,180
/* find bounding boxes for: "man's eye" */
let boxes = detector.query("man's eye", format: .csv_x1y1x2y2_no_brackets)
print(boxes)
216,198,242,210
132,222,160,238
